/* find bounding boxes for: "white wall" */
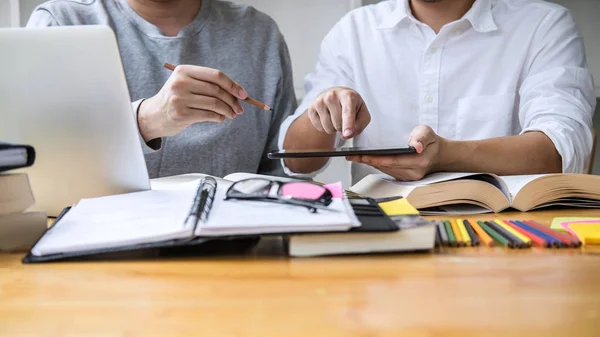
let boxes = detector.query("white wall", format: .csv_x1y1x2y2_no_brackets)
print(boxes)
0,1,11,27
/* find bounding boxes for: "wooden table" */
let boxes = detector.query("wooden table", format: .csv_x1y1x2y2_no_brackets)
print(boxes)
1,209,600,337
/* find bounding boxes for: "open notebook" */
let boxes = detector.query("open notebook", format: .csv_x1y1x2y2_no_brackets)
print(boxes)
351,172,600,214
25,174,359,262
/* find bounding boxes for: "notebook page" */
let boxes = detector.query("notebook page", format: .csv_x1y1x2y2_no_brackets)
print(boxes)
31,189,195,256
195,186,358,237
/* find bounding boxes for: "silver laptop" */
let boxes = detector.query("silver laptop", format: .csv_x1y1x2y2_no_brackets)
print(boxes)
0,26,150,216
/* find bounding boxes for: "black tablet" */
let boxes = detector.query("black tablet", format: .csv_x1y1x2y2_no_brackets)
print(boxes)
267,146,417,159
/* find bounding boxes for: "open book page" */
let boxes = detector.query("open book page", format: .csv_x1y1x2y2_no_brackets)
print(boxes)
352,173,510,199
196,184,359,237
384,172,510,197
31,188,196,256
499,175,546,201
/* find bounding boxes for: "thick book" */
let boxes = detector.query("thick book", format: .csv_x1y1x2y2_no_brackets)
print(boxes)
24,173,361,263
0,143,35,173
289,215,435,257
351,172,600,214
0,210,47,252
0,173,36,216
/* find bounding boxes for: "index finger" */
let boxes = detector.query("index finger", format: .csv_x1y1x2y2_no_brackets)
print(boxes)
340,92,356,139
177,65,248,100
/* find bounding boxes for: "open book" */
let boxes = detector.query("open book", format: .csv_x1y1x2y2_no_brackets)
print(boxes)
350,173,600,214
26,173,359,262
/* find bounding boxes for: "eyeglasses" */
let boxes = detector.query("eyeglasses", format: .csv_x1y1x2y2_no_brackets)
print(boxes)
224,178,333,213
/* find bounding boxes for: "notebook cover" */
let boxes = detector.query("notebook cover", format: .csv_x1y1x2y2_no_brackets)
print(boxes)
0,142,36,173
22,208,259,264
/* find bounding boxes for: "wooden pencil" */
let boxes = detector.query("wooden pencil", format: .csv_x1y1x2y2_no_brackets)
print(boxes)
443,220,457,247
505,221,550,248
523,220,581,248
437,221,449,247
496,220,532,248
450,219,464,246
163,62,272,111
470,220,495,247
456,219,471,246
487,221,526,248
479,221,512,248
463,220,480,246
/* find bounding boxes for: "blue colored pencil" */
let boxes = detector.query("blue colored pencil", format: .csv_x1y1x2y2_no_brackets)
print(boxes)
510,220,562,248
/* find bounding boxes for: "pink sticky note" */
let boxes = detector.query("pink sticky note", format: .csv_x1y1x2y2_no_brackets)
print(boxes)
323,182,344,199
281,183,327,200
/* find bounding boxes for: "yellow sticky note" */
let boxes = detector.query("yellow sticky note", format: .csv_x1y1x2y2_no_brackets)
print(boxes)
378,198,419,216
563,223,600,245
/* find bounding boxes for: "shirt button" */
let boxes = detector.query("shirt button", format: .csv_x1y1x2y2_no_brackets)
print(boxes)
425,96,434,103
430,46,437,53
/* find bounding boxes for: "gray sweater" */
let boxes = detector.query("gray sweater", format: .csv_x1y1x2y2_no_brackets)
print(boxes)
27,0,297,178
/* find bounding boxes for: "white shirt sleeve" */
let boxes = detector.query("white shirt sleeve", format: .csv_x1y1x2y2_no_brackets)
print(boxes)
278,17,357,177
518,8,596,173
131,99,162,153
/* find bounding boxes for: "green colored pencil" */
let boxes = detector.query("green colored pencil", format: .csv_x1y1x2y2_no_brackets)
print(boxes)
443,220,457,247
478,221,512,248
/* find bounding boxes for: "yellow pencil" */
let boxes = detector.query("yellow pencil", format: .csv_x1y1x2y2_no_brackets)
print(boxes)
450,219,464,246
456,219,471,246
497,220,532,247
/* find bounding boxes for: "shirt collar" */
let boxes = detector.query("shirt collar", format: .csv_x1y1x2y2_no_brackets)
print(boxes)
463,0,498,33
376,0,498,33
376,0,412,30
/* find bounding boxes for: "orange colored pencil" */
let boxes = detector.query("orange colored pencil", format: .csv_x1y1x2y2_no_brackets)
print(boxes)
163,62,272,111
469,220,495,247
450,219,465,246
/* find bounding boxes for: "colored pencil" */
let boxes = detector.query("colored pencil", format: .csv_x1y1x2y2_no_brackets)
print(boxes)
437,220,449,247
511,221,562,248
450,219,464,246
470,220,495,247
435,222,442,247
505,221,550,248
479,221,512,248
523,220,581,248
463,220,480,246
443,220,457,247
163,62,272,111
486,221,524,248
496,220,532,248
456,219,471,246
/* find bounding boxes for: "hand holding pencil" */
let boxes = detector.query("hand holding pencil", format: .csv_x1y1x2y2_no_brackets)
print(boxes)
137,63,271,142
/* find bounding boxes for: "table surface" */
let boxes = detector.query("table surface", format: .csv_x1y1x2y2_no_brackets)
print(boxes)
1,209,600,337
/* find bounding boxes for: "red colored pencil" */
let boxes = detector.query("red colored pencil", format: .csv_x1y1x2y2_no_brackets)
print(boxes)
504,221,549,248
522,220,582,248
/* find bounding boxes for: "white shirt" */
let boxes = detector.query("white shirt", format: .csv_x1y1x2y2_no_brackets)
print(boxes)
278,0,596,184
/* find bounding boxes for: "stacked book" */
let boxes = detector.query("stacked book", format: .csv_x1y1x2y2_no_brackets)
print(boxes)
0,143,46,252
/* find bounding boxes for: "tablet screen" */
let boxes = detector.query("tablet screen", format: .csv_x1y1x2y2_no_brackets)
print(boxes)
267,146,416,159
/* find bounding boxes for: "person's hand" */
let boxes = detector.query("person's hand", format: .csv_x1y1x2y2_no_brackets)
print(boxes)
307,87,371,140
347,125,447,181
137,65,248,141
